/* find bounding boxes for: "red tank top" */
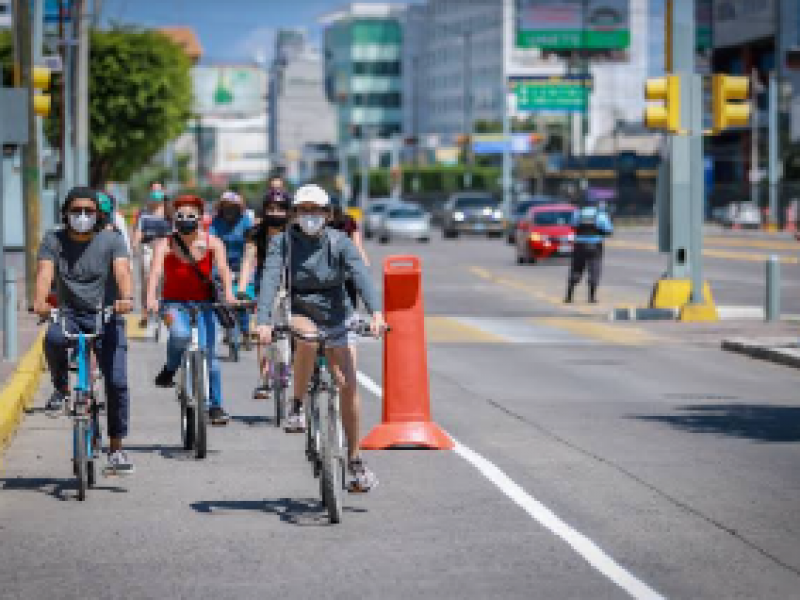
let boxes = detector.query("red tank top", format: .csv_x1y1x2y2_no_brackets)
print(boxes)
162,235,214,302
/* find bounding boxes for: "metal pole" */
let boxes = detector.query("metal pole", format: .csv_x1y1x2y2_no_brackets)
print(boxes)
33,0,48,232
689,74,705,304
768,72,779,229
0,68,5,335
17,0,42,308
75,0,90,185
765,255,781,321
359,128,369,209
463,30,473,179
3,267,18,360
750,68,759,206
580,0,589,193
502,90,513,220
61,1,75,196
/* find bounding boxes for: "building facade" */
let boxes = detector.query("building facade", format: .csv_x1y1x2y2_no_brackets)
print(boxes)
322,3,406,168
403,0,655,157
268,30,337,182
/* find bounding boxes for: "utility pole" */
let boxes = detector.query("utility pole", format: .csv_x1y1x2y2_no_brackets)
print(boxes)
462,30,473,177
75,0,90,185
15,0,42,307
750,68,759,207
768,72,779,230
359,126,370,209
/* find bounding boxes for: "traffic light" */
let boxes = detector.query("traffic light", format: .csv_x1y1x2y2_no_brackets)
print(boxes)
644,75,681,133
712,74,750,133
31,67,52,117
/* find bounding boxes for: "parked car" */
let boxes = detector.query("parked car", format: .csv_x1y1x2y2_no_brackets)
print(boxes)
441,193,503,238
515,204,577,264
720,202,762,229
363,198,398,239
376,204,431,243
505,194,567,244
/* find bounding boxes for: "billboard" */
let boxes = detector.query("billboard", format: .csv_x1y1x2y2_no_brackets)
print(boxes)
193,66,266,116
516,0,630,51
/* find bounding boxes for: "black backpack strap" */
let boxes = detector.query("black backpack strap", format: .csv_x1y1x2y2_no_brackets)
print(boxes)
171,233,214,294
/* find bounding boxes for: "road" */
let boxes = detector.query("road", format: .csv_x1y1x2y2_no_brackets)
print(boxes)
2,228,799,599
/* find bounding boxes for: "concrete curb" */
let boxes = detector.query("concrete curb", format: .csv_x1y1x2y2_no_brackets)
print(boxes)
0,330,46,454
721,337,800,369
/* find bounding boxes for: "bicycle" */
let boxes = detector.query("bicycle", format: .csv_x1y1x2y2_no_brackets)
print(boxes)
164,301,251,458
260,289,292,428
278,318,386,524
48,306,113,501
225,274,253,362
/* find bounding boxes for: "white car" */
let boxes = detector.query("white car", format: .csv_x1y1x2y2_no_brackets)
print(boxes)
363,198,398,239
721,202,762,229
376,204,431,243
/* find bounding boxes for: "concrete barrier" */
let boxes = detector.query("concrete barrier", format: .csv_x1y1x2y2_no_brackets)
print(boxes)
0,330,45,455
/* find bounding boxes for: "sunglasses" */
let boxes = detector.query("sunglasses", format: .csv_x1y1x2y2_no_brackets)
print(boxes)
68,207,97,216
175,212,199,221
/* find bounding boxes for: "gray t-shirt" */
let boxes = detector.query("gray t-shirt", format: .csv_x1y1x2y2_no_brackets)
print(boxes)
257,226,381,327
38,228,129,311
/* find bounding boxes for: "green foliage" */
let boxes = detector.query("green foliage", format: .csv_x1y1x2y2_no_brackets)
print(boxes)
474,116,539,133
45,27,194,187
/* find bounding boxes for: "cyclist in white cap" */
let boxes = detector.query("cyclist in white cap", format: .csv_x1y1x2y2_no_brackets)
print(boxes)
255,184,386,492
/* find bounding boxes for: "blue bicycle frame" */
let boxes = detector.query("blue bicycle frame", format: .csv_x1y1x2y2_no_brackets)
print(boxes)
72,333,94,464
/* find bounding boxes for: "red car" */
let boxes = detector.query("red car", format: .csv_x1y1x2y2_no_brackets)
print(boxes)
515,204,576,264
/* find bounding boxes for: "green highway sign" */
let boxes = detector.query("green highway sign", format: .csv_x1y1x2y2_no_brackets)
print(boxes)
516,0,630,51
511,76,592,113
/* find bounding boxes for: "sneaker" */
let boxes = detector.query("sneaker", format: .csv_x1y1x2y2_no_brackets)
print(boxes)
104,450,135,476
45,389,67,414
209,406,230,426
154,366,176,388
253,383,270,400
284,406,306,433
348,457,378,493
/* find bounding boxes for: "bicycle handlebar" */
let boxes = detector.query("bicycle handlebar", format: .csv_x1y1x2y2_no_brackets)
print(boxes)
271,319,389,343
45,306,115,340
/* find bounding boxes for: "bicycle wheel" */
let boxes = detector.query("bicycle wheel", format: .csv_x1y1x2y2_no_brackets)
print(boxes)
193,351,209,459
180,362,195,450
273,367,285,428
74,420,89,501
229,326,240,362
88,408,101,487
319,389,344,524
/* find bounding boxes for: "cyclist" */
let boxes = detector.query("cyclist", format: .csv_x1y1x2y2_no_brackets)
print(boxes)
255,184,386,492
210,191,254,347
132,188,167,327
33,186,135,474
330,198,370,309
146,194,237,425
238,188,291,399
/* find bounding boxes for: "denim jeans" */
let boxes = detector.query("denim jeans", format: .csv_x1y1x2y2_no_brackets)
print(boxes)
44,312,130,438
163,303,222,407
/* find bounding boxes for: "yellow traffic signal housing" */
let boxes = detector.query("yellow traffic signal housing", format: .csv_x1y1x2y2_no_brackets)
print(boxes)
644,75,681,132
712,74,750,132
32,66,52,117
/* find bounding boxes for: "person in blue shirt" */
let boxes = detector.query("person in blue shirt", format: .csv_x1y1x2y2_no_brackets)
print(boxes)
210,191,254,340
565,197,613,304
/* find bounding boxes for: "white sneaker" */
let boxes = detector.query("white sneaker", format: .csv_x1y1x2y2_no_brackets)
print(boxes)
104,450,135,476
284,406,306,433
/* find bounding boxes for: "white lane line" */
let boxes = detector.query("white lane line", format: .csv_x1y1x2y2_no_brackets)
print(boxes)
357,371,665,600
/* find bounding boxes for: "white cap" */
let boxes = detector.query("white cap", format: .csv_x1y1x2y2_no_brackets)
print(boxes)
293,184,330,208
220,190,243,205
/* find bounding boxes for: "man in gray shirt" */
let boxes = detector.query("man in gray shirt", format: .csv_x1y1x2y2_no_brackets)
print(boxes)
33,186,135,475
255,184,386,492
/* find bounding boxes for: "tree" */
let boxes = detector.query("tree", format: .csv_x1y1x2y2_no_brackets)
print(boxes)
45,27,194,186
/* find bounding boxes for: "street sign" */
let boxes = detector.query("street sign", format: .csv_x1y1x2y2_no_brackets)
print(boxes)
510,76,592,113
515,0,630,51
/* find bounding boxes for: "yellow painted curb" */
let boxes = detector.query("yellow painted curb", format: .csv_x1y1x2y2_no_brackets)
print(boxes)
651,278,715,310
679,303,719,322
0,331,46,453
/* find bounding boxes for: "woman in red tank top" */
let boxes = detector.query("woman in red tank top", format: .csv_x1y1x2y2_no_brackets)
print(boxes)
145,195,236,424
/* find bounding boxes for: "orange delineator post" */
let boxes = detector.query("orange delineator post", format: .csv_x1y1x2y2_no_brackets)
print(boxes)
360,255,454,450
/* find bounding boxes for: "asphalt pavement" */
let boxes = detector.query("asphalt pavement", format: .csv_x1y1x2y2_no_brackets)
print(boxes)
1,229,799,599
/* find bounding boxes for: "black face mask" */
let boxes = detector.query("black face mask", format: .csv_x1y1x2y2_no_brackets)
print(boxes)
221,207,241,222
175,218,199,235
262,214,288,228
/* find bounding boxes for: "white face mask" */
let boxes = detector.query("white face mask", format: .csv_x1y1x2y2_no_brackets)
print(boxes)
296,215,326,236
68,212,97,234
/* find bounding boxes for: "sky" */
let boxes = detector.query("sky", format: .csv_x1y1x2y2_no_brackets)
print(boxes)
100,0,416,65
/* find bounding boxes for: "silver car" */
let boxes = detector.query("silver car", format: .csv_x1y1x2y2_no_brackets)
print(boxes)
363,198,397,239
376,204,431,243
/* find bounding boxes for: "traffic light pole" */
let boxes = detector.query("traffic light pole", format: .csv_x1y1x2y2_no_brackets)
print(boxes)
688,74,705,305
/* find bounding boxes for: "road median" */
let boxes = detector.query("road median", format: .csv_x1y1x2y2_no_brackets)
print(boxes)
0,330,46,456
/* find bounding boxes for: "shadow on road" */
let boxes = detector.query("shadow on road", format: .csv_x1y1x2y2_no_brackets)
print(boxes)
0,476,127,501
632,404,800,443
230,414,274,427
190,497,366,526
123,444,220,460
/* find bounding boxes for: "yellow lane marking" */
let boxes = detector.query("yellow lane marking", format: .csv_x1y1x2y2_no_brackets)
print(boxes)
606,240,799,265
468,266,626,316
535,317,655,346
705,236,799,252
424,316,507,344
